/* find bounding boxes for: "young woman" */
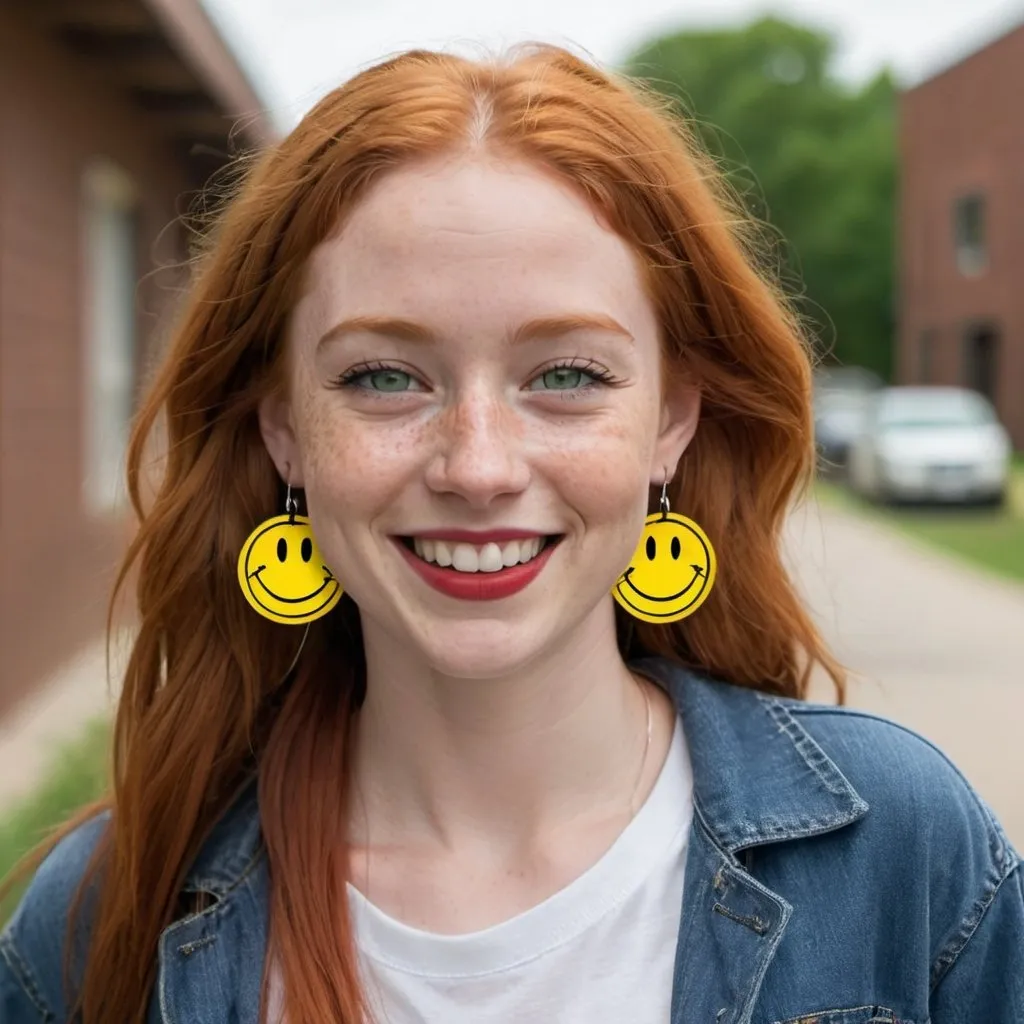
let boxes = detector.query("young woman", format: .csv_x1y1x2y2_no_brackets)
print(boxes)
1,45,1021,1024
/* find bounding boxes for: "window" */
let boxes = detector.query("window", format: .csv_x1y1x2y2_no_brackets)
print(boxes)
82,159,139,513
918,329,936,383
953,193,987,276
963,324,999,403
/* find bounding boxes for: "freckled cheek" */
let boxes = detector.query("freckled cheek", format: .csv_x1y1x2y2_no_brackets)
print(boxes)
528,414,655,528
296,405,429,516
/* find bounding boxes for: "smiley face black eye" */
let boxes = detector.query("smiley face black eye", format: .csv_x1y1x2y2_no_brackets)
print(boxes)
301,537,313,562
277,538,287,562
646,536,656,560
671,536,681,560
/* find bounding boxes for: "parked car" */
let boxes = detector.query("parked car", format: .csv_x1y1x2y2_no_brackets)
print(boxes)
848,387,1011,506
813,365,884,399
813,366,882,472
815,388,876,472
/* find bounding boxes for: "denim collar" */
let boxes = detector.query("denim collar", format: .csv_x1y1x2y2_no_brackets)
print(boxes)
181,657,869,893
634,658,869,851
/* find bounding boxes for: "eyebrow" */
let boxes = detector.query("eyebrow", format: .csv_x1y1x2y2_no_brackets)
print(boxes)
315,313,634,350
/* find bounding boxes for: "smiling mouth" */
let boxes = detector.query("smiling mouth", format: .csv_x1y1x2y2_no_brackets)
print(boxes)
398,535,563,574
620,565,705,602
249,565,338,604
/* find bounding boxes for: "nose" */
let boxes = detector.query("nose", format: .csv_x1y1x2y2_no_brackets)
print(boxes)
424,386,531,507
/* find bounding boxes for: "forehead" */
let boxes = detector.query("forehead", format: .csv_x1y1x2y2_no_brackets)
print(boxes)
294,154,655,336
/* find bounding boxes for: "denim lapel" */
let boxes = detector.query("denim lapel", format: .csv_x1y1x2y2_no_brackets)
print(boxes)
155,781,268,1023
671,814,792,1024
633,657,869,852
632,658,870,1024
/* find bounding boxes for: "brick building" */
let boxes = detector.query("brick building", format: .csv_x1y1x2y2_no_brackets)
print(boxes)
0,0,272,717
897,21,1024,449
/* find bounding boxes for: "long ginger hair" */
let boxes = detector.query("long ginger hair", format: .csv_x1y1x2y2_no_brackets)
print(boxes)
5,44,843,1023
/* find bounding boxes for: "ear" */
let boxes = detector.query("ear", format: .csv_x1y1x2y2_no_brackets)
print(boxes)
258,390,305,487
651,383,701,483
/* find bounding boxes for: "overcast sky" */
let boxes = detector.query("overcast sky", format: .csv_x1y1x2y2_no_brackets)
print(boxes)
203,0,1024,126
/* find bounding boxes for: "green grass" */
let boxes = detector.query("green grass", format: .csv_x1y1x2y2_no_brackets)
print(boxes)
816,462,1024,584
891,512,1024,581
0,718,111,924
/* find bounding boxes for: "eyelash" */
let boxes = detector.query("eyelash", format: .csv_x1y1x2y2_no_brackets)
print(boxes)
535,358,625,391
329,358,626,393
330,360,406,389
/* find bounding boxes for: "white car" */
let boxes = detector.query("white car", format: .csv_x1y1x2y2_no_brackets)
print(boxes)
848,386,1011,506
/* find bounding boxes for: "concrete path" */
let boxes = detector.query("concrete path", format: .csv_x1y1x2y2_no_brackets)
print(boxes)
0,635,125,811
786,498,1024,849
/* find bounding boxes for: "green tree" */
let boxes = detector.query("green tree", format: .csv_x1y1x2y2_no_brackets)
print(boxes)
625,17,896,377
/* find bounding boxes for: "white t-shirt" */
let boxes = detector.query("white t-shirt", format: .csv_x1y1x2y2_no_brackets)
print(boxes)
269,718,693,1023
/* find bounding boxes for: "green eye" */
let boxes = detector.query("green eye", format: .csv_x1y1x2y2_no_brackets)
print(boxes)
532,367,587,391
366,369,414,392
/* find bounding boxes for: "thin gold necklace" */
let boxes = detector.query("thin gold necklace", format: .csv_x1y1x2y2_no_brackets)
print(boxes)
627,676,653,816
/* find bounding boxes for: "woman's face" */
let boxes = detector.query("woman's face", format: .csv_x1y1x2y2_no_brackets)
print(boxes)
260,154,699,678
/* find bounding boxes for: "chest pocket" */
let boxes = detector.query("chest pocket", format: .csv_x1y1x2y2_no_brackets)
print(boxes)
772,1007,922,1024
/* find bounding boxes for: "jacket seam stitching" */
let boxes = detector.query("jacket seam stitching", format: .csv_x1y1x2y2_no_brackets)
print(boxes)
158,844,265,1021
772,1006,899,1024
0,932,56,1022
163,844,265,936
792,705,1018,872
929,857,1020,991
761,698,864,799
689,805,795,1024
217,842,263,898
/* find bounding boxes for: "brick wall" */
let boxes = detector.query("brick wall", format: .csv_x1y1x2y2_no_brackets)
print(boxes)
0,10,190,715
898,25,1024,448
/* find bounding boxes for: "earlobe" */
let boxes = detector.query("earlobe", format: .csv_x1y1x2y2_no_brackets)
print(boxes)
257,392,304,487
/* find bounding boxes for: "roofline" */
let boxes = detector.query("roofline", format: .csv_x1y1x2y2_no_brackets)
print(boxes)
141,0,275,147
904,16,1024,95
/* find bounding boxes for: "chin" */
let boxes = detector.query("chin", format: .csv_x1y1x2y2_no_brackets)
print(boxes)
354,542,623,680
407,618,557,680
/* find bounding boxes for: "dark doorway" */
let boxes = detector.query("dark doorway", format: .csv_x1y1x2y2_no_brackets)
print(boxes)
963,324,999,402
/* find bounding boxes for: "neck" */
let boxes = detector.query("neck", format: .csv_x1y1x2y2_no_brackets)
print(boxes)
349,603,673,855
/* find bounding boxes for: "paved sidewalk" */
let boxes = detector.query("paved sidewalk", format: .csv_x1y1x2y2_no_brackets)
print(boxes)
786,497,1024,848
0,635,125,812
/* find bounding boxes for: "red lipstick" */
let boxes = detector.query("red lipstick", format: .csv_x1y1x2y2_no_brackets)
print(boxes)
395,538,557,601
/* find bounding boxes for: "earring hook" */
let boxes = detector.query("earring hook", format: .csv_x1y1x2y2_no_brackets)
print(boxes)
659,477,671,517
284,467,298,520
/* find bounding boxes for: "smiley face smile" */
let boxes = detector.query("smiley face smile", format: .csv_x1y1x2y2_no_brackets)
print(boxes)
249,565,337,604
237,514,343,624
619,563,704,603
612,512,716,624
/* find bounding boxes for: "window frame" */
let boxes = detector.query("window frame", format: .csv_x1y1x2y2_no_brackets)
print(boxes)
81,158,140,515
952,192,988,277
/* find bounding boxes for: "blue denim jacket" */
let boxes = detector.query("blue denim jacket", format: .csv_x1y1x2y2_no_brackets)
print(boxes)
3,658,1022,1023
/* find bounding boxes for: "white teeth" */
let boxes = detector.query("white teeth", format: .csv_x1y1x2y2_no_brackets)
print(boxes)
451,543,479,572
478,543,503,573
411,536,548,572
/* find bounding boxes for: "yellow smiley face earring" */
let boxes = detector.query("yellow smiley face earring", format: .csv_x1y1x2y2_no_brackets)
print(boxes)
611,479,717,624
236,480,343,625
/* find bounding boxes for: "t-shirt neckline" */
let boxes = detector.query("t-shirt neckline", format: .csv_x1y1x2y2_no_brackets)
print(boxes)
347,717,692,979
